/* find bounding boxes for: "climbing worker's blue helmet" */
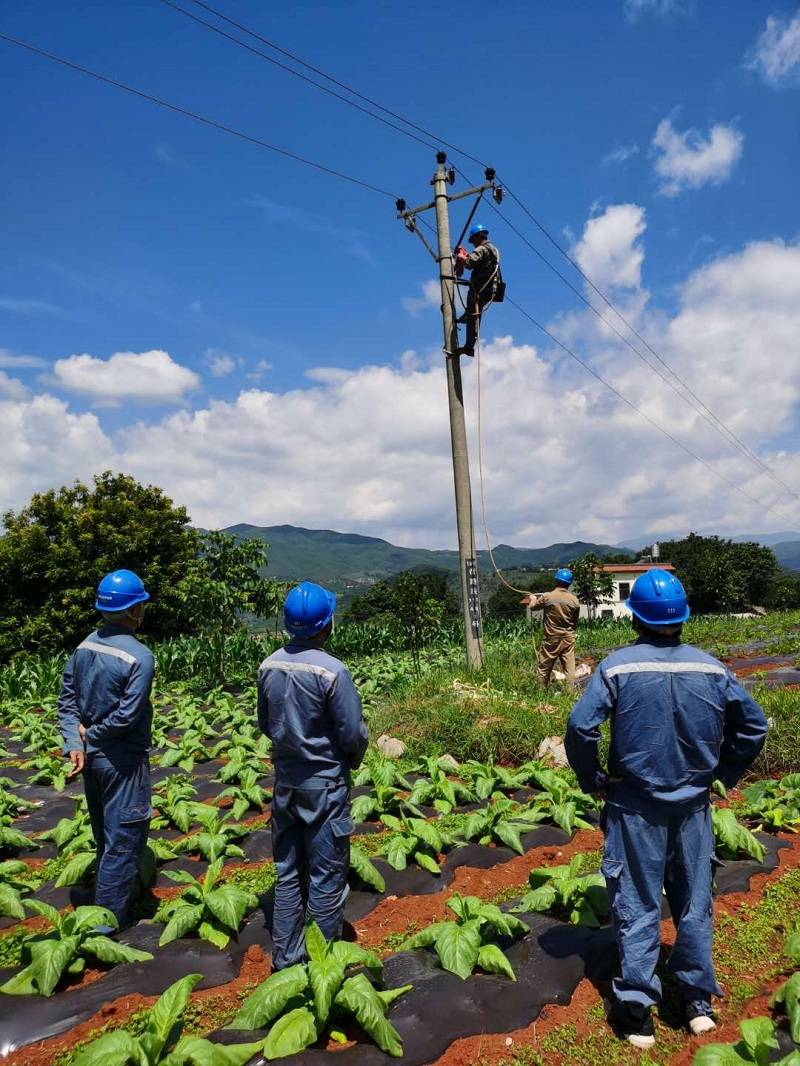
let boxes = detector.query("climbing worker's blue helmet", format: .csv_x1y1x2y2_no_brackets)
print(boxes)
468,223,488,243
95,569,150,612
284,581,337,638
554,568,573,585
626,568,690,627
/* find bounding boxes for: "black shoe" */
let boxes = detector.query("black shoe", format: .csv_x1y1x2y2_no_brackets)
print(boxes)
607,1000,656,1049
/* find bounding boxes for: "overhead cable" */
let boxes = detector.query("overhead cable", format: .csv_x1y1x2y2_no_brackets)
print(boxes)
0,30,397,199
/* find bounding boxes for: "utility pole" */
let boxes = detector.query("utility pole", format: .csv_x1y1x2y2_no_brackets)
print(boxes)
431,153,484,670
396,154,499,670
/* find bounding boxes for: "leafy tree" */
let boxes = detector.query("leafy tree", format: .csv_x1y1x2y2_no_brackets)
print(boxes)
485,572,553,619
177,531,282,679
0,472,198,660
764,572,800,610
658,534,779,613
568,553,615,617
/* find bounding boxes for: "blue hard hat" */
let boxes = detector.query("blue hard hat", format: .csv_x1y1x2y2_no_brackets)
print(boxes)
469,224,488,240
284,581,336,638
555,568,573,585
95,569,150,612
626,568,690,627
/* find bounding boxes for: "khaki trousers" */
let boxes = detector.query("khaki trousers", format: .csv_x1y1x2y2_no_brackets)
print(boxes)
537,635,576,687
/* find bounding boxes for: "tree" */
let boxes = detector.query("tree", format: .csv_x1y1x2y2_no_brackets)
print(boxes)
569,553,615,618
485,572,553,619
658,534,779,613
0,472,198,661
177,531,282,679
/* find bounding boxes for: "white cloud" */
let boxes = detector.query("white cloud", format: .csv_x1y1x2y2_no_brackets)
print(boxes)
0,348,46,369
403,279,441,315
4,222,800,547
52,349,200,404
573,204,647,291
747,9,800,87
624,0,691,23
602,143,640,165
0,297,64,317
651,117,743,197
0,371,29,401
246,359,273,382
205,348,237,377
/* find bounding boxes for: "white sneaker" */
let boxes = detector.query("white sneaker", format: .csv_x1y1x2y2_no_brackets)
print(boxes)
689,1015,717,1036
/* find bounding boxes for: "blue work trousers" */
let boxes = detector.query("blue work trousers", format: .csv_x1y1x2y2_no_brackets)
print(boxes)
602,801,723,1010
83,754,151,927
271,780,353,970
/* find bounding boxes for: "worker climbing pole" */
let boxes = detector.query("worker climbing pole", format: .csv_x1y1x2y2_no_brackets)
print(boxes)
396,153,503,671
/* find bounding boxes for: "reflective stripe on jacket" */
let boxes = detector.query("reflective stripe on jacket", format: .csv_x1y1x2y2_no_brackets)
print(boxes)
565,634,768,813
257,640,368,786
57,625,154,761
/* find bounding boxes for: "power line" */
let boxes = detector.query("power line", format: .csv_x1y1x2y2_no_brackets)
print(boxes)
504,295,797,525
176,0,489,169
159,0,442,155
0,30,397,199
165,5,798,507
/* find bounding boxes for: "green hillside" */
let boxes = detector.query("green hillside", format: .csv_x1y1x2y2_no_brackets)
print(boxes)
223,524,625,591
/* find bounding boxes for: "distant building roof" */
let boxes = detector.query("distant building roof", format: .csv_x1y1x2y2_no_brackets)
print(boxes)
600,563,675,573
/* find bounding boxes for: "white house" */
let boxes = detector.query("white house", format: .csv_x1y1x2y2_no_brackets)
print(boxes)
579,563,676,620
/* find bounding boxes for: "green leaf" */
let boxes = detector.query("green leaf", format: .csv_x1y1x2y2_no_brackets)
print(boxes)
54,851,96,888
385,837,409,871
400,922,447,950
434,919,482,980
350,847,386,893
162,869,201,886
410,818,442,854
304,920,328,963
334,972,404,1057
739,1016,779,1062
205,885,251,933
772,972,800,1044
162,1035,264,1066
23,897,61,927
414,851,441,875
691,1044,752,1065
494,821,524,855
513,884,558,914
198,920,230,949
159,903,205,946
785,929,800,965
0,883,25,920
477,943,516,981
377,984,412,1007
308,954,345,1025
71,906,118,934
148,972,204,1053
262,1005,318,1060
227,964,309,1030
1,935,79,996
70,1030,142,1066
81,936,154,965
330,940,383,980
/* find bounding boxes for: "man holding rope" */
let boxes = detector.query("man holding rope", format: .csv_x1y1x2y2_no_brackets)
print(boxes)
521,568,580,688
454,223,500,356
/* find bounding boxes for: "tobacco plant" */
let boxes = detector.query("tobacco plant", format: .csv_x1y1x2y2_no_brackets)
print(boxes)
407,757,476,814
217,769,271,819
227,921,410,1058
70,972,262,1066
712,807,767,863
378,814,457,875
0,903,153,996
511,855,610,927
176,807,251,863
0,860,31,919
459,796,546,854
692,1016,800,1065
401,893,528,980
351,785,423,823
156,858,256,948
349,846,386,893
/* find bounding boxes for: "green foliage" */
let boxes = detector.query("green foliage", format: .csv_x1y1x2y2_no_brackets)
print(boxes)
0,860,32,919
349,846,386,893
692,1016,799,1065
401,893,528,980
568,553,615,613
0,471,198,660
0,903,153,997
378,814,457,875
459,796,549,854
740,774,800,833
351,785,422,823
512,855,610,927
485,573,553,619
0,824,36,857
176,808,250,863
713,807,767,862
70,973,262,1066
407,756,476,814
217,770,270,820
227,922,408,1058
157,858,256,948
659,534,779,614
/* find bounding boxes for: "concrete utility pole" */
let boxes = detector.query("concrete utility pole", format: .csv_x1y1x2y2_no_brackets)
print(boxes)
431,153,485,670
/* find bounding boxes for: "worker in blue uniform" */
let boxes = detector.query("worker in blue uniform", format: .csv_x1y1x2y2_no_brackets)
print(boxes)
57,569,154,930
258,581,368,969
565,568,767,1049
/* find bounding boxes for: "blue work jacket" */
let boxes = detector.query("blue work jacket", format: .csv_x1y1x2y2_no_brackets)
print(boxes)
57,625,154,762
565,634,768,813
257,639,368,786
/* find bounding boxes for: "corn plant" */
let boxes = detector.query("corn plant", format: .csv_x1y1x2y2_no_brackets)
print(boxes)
70,972,262,1066
176,807,251,863
351,785,423,823
0,860,32,919
217,769,270,820
378,814,456,875
0,903,153,996
713,807,767,863
156,859,256,948
512,856,610,927
227,921,410,1058
401,893,528,980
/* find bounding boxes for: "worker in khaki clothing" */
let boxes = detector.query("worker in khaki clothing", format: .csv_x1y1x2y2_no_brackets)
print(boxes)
521,568,580,687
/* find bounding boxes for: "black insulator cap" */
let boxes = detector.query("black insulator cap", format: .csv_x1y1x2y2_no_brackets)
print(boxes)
396,198,407,213
485,166,496,181
436,150,447,164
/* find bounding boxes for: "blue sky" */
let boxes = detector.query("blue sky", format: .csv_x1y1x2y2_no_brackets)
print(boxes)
2,0,800,546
